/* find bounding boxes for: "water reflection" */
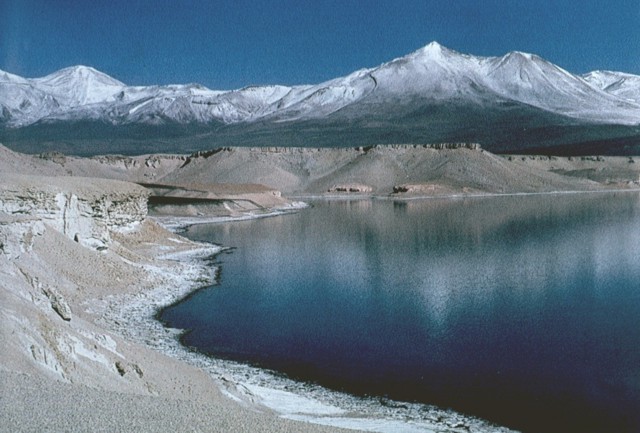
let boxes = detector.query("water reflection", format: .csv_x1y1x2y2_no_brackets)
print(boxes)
164,193,640,433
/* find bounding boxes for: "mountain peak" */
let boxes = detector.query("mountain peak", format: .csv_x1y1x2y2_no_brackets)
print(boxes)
402,42,472,69
582,70,640,104
30,65,125,106
508,50,533,59
40,65,125,87
65,65,98,73
489,50,550,74
414,41,454,58
424,41,444,51
2,44,640,135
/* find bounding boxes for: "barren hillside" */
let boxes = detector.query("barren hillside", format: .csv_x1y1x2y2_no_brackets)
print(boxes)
3,143,639,199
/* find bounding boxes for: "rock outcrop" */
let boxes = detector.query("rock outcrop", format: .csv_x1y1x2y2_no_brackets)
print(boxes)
39,280,73,321
392,183,474,195
0,174,149,249
0,175,157,383
0,214,46,259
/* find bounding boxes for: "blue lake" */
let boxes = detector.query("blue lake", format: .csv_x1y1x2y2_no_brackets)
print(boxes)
160,194,640,433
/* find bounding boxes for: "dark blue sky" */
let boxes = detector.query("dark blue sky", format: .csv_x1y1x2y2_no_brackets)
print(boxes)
1,0,639,89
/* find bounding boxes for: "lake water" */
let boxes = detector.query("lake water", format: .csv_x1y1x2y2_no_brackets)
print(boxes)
160,193,640,433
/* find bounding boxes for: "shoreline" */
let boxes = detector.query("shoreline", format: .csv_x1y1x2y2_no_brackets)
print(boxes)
1,212,362,433
107,210,521,433
290,186,640,201
115,187,640,432
150,201,309,231
3,145,637,431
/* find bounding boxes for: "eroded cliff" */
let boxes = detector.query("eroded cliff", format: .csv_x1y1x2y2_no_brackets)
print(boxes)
0,174,219,396
0,174,148,249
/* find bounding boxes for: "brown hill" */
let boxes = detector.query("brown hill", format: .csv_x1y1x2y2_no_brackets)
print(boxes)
156,145,605,196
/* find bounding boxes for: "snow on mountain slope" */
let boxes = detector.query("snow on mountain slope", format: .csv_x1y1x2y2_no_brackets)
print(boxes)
0,78,60,126
108,84,297,124
1,43,640,129
0,66,125,126
0,70,29,84
368,42,483,98
205,84,297,122
358,43,640,124
583,70,640,105
478,51,640,123
268,69,376,120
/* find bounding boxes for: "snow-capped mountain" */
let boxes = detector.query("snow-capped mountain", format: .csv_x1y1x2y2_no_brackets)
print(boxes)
332,43,640,124
32,66,126,106
1,42,640,155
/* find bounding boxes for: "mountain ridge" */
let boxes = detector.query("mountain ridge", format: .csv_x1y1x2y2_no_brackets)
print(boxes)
2,42,640,155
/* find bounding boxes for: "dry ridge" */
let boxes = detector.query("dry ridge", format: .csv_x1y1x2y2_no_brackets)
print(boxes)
3,143,640,201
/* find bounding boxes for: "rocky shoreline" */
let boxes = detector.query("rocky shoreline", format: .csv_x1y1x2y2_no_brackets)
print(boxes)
97,215,519,433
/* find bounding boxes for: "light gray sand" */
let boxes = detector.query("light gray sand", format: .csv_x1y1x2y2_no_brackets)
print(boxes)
0,371,349,433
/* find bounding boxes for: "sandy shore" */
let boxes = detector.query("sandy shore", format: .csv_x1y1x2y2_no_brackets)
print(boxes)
95,214,517,433
0,177,360,433
0,203,516,433
0,370,352,433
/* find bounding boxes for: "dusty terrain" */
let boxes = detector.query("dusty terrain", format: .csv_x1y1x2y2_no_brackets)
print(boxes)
0,174,360,433
2,143,638,432
4,143,640,200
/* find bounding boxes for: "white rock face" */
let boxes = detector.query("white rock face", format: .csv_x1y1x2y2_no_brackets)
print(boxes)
0,175,162,388
0,174,149,249
0,215,46,259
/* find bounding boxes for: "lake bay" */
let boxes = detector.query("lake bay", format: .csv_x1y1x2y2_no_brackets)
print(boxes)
161,194,640,433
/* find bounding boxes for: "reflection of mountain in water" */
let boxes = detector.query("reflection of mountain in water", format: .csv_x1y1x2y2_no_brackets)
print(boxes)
164,194,640,433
